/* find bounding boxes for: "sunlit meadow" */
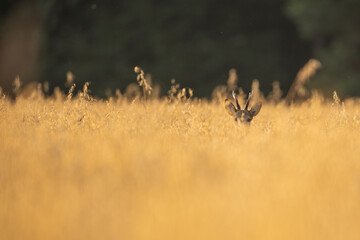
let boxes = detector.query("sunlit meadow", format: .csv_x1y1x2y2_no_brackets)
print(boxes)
1,65,360,240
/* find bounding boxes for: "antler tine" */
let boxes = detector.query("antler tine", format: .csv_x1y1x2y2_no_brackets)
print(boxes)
244,90,253,110
232,90,241,110
232,90,236,100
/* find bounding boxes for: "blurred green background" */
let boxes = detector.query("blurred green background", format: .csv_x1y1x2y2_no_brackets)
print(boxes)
0,0,359,98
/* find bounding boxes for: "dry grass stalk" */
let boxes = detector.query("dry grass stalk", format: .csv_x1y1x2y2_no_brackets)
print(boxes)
66,71,74,87
134,66,152,100
12,75,21,96
268,81,283,103
67,83,76,101
286,58,322,103
226,68,238,92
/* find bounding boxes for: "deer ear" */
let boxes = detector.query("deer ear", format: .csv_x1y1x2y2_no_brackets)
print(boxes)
225,99,237,117
250,102,262,116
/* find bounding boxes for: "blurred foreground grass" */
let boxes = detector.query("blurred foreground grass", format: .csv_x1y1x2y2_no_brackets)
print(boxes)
1,89,360,240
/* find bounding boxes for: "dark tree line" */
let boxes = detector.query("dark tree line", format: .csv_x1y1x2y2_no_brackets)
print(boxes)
0,0,359,98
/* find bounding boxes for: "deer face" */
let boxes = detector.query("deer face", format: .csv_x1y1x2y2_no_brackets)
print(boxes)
225,91,262,123
236,110,253,123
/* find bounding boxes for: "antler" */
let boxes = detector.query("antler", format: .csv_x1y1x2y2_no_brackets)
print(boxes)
244,91,253,110
232,90,241,110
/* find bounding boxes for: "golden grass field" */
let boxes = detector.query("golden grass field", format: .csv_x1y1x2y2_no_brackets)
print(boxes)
1,78,360,240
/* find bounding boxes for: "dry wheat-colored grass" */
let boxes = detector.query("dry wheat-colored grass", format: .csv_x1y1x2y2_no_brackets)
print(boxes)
1,86,360,240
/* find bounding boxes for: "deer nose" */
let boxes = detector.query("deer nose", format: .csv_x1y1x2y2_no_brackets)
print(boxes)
240,112,245,121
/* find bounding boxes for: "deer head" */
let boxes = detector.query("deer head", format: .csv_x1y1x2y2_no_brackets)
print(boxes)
225,90,262,123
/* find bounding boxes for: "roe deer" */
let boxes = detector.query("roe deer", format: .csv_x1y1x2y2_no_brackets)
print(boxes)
225,90,262,123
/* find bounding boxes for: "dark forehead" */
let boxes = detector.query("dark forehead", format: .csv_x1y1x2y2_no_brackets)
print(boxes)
236,110,246,117
236,110,243,116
